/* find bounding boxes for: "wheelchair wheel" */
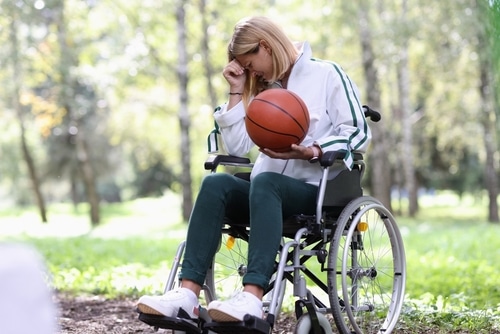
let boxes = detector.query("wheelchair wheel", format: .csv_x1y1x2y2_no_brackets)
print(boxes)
327,196,406,334
204,231,287,319
204,233,248,303
294,312,333,334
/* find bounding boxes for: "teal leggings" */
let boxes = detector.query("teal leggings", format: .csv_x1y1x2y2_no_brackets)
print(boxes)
179,171,318,290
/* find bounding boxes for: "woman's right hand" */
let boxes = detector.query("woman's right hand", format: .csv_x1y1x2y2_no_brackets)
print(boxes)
222,59,246,93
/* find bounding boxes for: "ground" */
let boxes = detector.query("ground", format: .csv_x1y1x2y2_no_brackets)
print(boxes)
57,293,148,334
57,293,493,334
56,293,296,334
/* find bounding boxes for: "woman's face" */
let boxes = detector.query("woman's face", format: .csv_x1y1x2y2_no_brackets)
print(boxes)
235,42,273,82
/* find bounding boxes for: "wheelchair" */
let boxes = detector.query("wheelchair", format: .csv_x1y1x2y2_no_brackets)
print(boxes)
138,106,406,334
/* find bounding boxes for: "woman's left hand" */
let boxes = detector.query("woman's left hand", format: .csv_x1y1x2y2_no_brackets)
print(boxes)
260,144,312,160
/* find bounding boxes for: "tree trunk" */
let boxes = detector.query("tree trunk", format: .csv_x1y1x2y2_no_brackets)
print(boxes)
56,0,101,225
9,11,48,223
199,0,218,108
398,0,418,217
357,1,392,211
476,0,499,223
176,0,193,222
70,174,79,209
74,127,101,224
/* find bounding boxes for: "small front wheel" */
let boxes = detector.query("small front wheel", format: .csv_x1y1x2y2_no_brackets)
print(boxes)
294,313,333,334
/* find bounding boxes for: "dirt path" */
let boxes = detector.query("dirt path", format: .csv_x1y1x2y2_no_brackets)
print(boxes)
57,294,151,333
56,293,296,334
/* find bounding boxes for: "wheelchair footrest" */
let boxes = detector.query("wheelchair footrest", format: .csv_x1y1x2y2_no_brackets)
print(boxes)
138,312,202,333
204,314,272,334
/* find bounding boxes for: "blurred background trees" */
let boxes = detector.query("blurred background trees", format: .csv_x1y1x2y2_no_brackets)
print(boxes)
0,0,498,225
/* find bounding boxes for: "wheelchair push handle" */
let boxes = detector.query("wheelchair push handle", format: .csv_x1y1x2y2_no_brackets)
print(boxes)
363,105,381,122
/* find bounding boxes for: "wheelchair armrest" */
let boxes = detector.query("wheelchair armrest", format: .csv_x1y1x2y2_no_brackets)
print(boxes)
205,152,362,170
319,151,363,167
204,155,253,171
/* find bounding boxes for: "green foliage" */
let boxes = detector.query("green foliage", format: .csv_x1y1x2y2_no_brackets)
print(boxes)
0,0,497,209
394,193,500,332
131,154,176,198
490,0,500,106
34,236,178,297
404,221,500,308
401,306,500,333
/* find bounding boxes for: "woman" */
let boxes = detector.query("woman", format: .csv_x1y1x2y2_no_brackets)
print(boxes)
137,16,371,322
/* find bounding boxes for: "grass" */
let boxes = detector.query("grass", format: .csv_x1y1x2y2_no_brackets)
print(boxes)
395,193,500,310
1,190,500,332
0,193,187,297
393,192,500,333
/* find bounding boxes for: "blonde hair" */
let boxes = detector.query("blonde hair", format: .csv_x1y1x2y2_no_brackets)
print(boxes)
228,16,298,106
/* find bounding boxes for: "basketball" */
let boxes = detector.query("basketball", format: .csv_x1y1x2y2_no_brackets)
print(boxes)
245,89,310,153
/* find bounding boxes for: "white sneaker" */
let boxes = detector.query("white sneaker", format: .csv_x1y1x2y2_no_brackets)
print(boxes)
137,288,199,319
207,291,263,322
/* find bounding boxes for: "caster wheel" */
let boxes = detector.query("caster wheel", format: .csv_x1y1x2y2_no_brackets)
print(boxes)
293,312,333,334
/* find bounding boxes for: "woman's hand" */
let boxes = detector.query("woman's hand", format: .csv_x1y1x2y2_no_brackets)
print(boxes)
260,144,315,161
222,59,246,92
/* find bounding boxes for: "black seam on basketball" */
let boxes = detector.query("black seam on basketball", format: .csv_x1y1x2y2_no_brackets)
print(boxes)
245,116,301,140
287,94,309,132
252,98,307,132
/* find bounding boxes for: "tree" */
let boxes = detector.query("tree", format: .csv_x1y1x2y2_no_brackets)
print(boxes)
492,0,500,115
397,0,418,217
54,0,101,225
356,0,393,211
7,5,48,222
199,0,218,108
176,0,194,222
474,0,499,222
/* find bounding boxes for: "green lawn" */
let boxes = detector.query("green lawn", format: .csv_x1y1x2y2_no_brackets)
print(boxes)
1,191,499,332
0,194,187,297
395,193,500,310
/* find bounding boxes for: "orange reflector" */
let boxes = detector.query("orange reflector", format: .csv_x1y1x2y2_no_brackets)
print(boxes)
357,222,368,232
226,236,235,250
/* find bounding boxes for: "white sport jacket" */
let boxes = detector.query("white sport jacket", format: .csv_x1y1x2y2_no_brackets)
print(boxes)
210,42,371,185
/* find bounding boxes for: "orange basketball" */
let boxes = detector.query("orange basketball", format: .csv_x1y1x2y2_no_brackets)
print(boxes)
245,89,310,153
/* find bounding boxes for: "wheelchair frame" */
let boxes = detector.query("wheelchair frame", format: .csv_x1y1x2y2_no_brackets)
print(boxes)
138,107,406,334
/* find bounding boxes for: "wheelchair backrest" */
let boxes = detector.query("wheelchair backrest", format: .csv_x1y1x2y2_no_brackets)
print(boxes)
321,165,362,211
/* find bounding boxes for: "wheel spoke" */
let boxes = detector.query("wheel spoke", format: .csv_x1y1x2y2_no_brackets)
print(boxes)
328,197,406,334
